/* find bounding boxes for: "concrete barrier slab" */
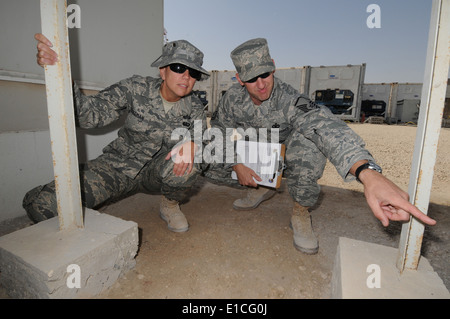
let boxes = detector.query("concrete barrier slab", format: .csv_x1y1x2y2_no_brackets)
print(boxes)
0,209,138,298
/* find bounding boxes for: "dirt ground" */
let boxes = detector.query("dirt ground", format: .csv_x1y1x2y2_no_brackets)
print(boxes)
0,123,449,299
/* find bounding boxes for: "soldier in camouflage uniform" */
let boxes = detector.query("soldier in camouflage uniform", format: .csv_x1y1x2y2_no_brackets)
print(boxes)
25,34,209,233
205,38,435,254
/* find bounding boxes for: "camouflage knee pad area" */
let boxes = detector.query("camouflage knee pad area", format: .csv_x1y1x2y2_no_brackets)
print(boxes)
286,180,321,207
284,130,327,207
142,154,203,202
22,158,137,223
202,163,244,189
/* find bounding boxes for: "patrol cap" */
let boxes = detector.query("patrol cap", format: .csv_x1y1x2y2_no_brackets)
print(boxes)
151,40,210,80
230,38,275,82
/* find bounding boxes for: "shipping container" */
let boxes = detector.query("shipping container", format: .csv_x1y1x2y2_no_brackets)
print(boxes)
361,83,390,119
361,100,386,118
273,67,310,95
193,71,215,114
361,83,423,123
194,67,311,115
308,64,366,121
362,83,391,101
193,70,239,115
215,70,239,112
196,68,448,125
396,99,421,123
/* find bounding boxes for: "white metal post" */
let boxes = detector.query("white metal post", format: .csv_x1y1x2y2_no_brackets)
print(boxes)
40,0,84,230
397,0,449,272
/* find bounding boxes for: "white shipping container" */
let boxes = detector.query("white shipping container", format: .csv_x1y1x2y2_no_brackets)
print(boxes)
193,72,214,113
377,83,422,122
215,70,239,111
197,64,370,123
397,83,422,100
308,64,366,121
361,83,392,120
273,67,310,95
362,83,391,102
193,70,239,115
396,99,421,123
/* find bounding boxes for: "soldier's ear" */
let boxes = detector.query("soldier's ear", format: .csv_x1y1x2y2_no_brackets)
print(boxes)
235,73,245,86
159,67,167,80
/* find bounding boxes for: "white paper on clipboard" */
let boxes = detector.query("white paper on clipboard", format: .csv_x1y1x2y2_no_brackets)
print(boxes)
231,140,286,188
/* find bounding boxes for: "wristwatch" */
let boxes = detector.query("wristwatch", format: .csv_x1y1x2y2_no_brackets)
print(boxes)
355,161,382,183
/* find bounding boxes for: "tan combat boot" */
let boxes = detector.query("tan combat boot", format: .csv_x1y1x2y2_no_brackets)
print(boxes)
290,202,319,254
233,186,276,210
160,196,189,232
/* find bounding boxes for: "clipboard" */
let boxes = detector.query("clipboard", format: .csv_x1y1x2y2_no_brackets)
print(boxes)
231,140,286,188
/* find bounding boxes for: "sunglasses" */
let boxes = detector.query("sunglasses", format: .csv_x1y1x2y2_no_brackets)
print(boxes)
169,63,202,81
245,72,272,83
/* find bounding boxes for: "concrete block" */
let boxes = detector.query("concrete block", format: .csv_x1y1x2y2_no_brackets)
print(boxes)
331,237,450,299
0,209,138,298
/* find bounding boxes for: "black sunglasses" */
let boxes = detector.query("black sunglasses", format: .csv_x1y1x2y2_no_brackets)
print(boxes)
245,72,272,83
169,63,202,81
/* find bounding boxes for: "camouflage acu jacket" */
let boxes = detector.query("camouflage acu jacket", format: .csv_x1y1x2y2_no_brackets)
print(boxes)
73,75,206,178
210,77,374,181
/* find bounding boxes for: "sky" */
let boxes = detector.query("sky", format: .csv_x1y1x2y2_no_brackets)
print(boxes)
164,0,434,83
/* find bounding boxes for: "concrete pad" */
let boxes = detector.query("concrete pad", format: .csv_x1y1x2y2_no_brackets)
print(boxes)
0,209,138,298
331,237,450,299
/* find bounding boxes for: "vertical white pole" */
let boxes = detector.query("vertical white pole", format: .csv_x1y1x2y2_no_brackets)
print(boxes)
397,0,449,271
40,0,84,230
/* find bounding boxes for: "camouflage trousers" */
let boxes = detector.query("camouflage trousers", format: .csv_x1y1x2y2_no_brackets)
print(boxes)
204,130,327,207
23,148,200,223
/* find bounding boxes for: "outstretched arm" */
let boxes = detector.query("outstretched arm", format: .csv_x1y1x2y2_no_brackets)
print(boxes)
351,160,436,227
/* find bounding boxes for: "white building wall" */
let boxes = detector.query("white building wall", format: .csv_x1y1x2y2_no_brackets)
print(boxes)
0,0,164,222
